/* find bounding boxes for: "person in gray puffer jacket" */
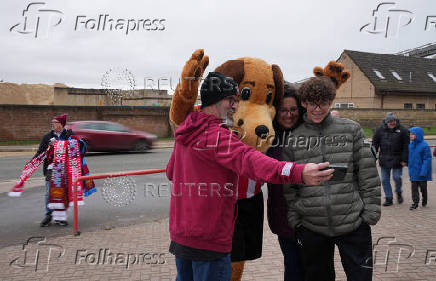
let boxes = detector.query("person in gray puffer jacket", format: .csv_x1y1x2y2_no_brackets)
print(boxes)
282,76,381,281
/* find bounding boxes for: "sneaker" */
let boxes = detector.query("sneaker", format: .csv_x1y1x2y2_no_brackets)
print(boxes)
383,198,393,206
54,220,68,226
40,215,52,227
422,202,427,207
397,192,404,204
409,203,418,210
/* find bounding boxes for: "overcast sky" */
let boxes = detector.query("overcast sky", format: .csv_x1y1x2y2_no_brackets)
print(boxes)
1,0,435,92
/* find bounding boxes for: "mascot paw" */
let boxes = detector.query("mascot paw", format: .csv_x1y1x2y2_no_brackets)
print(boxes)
313,61,350,89
180,49,209,97
170,49,209,126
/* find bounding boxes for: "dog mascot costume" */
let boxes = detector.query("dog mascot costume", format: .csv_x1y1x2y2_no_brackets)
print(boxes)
170,49,350,281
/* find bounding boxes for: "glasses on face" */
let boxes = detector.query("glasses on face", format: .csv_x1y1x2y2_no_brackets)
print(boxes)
226,96,238,106
306,101,331,110
278,107,299,115
51,121,60,124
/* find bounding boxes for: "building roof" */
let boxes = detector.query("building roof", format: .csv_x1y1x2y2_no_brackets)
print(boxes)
343,50,436,94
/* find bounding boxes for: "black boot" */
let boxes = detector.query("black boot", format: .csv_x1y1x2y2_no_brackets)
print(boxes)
40,215,52,227
409,203,418,210
383,198,393,206
397,192,404,204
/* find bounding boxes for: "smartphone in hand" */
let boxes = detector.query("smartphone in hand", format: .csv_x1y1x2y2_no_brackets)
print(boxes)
322,164,348,181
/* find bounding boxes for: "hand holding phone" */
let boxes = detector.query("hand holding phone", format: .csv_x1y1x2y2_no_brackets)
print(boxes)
321,164,348,181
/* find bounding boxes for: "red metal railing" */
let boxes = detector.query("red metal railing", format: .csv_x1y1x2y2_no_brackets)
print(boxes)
73,169,166,236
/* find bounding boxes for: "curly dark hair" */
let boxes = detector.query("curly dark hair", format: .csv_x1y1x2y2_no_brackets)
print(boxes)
297,76,336,103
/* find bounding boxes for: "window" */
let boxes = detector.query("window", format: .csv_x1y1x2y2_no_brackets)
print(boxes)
391,71,402,81
404,103,412,109
80,123,103,130
416,104,425,110
373,69,385,79
103,123,129,132
428,73,436,83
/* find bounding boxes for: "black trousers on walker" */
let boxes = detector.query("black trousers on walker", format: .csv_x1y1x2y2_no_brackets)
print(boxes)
295,222,373,281
411,181,428,205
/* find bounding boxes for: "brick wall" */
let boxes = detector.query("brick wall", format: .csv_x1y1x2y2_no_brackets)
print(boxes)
1,105,434,141
0,105,171,141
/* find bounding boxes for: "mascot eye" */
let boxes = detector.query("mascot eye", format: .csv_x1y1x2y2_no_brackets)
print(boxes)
241,87,251,101
266,91,272,104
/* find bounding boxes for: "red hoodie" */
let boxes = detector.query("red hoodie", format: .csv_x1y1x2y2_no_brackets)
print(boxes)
166,112,305,253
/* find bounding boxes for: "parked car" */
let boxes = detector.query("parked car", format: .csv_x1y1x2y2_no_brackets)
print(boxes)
66,121,157,152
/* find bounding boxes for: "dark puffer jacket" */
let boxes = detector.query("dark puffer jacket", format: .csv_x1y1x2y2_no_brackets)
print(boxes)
282,114,381,237
372,120,409,169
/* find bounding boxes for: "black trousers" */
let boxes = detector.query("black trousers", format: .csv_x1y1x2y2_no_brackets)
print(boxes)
411,181,428,205
295,222,373,281
231,192,264,262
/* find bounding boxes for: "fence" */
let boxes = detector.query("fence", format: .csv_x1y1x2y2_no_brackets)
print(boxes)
72,168,166,236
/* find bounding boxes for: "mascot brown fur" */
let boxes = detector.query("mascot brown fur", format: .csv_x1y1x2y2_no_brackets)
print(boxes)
169,49,350,281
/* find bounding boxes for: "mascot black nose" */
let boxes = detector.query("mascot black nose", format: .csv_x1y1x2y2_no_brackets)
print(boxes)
255,125,269,139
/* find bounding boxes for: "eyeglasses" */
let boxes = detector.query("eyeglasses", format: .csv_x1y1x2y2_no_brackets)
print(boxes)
226,96,238,106
278,107,299,114
306,101,331,110
51,121,60,124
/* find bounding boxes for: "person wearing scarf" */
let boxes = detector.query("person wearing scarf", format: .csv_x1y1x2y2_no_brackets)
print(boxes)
9,114,95,227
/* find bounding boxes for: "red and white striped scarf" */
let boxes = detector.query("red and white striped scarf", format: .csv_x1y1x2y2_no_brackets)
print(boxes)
48,139,83,221
8,151,48,197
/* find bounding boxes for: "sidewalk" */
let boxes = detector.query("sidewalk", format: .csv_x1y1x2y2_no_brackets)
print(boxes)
1,179,436,280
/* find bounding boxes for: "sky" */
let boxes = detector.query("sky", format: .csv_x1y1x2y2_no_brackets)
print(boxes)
1,0,435,92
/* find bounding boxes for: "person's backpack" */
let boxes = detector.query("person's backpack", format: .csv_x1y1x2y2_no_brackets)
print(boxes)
433,147,436,158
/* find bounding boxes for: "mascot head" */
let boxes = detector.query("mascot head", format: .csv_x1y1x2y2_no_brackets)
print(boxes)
215,58,283,152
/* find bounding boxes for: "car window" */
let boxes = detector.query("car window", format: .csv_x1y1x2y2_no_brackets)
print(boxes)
80,123,105,130
102,123,129,132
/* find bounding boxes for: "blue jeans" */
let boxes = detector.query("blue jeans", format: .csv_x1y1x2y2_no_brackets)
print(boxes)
45,180,52,216
380,167,403,199
175,254,232,281
278,236,304,281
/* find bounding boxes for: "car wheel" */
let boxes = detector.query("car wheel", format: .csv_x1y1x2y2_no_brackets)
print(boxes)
134,140,150,152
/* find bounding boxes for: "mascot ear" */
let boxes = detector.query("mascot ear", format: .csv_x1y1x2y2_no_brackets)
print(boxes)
215,60,245,84
272,64,284,108
313,66,324,77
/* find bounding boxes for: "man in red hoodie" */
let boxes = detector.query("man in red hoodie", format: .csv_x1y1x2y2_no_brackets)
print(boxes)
166,72,333,281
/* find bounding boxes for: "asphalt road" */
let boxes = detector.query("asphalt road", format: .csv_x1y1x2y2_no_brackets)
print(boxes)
0,149,172,249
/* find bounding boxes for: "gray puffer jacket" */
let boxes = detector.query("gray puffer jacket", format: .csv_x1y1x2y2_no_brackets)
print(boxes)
282,114,381,237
